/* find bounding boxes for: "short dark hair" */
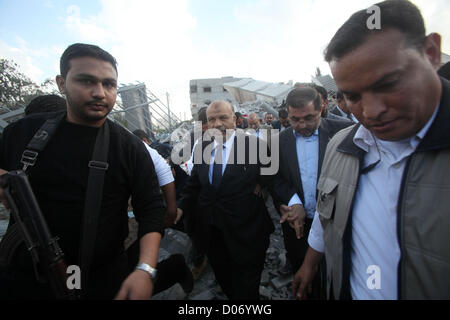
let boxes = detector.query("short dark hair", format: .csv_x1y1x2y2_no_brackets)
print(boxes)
235,112,243,118
286,87,321,111
278,108,288,119
324,0,426,62
133,129,150,141
438,62,450,81
197,107,208,124
312,85,328,101
60,43,118,78
25,94,67,115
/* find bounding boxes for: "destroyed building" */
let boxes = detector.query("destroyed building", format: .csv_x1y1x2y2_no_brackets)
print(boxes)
189,76,241,117
223,78,292,118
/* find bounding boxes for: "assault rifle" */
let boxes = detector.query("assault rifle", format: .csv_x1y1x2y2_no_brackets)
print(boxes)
0,170,77,299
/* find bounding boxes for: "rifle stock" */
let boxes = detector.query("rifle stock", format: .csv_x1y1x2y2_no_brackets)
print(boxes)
1,170,77,299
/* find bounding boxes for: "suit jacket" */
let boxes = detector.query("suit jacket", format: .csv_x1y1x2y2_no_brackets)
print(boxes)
179,129,274,263
329,105,344,117
325,111,352,122
271,120,291,131
272,118,353,208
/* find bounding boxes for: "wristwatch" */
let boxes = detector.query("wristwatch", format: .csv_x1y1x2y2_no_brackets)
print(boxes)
136,263,157,280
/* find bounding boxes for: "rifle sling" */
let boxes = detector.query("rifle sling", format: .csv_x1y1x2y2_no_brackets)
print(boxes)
3,114,110,297
21,113,66,172
79,120,110,296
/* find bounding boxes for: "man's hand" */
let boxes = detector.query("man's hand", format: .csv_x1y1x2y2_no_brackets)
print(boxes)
280,204,306,239
161,182,177,227
174,208,183,225
164,205,177,227
292,247,323,300
253,184,263,197
114,269,154,300
292,262,317,300
0,169,9,209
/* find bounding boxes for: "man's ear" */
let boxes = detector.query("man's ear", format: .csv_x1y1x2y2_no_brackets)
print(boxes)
424,33,442,70
56,75,66,95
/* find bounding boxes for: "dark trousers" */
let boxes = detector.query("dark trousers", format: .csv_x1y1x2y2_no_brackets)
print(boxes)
206,226,266,300
282,217,313,272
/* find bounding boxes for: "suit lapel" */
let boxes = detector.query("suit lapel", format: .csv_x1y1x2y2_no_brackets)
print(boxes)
220,136,236,185
284,130,302,189
199,140,214,186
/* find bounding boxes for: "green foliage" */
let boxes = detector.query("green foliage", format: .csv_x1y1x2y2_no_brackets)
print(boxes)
0,59,59,110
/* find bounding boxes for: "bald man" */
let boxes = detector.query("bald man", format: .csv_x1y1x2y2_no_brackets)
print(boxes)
178,101,274,299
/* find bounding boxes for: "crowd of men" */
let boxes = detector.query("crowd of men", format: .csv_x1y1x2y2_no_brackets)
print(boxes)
0,0,449,300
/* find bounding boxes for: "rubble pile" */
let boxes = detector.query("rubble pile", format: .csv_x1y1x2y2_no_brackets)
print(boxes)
235,100,281,119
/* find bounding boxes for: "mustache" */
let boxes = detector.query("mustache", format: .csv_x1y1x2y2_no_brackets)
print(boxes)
86,100,108,107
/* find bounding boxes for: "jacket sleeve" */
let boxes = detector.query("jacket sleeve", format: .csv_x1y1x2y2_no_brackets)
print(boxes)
130,141,165,238
256,136,275,188
268,135,301,207
178,143,203,215
271,170,300,206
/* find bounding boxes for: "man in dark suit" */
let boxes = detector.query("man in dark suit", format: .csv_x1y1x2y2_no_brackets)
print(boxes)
271,108,291,132
329,91,358,123
178,100,275,299
271,87,352,298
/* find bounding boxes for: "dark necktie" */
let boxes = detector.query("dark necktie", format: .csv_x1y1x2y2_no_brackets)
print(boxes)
212,145,224,189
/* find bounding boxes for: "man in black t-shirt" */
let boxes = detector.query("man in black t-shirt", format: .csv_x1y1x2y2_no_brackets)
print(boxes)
0,43,164,299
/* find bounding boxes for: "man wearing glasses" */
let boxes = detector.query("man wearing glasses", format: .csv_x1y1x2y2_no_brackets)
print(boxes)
271,87,352,299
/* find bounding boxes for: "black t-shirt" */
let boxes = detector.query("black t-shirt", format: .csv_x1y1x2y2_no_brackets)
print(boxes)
0,112,164,271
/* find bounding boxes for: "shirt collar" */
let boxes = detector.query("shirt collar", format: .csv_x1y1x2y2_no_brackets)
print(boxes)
416,102,440,140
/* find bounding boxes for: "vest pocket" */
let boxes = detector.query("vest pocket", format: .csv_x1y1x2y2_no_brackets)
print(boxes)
316,176,338,220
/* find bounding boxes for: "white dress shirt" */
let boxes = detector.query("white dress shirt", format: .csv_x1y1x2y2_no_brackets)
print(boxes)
143,142,174,187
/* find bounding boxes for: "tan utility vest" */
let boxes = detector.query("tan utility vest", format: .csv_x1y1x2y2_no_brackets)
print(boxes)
317,124,450,300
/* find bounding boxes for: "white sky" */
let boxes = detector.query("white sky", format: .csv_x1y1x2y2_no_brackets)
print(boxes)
1,0,449,119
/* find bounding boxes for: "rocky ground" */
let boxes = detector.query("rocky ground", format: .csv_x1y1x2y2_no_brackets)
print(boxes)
0,197,295,300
